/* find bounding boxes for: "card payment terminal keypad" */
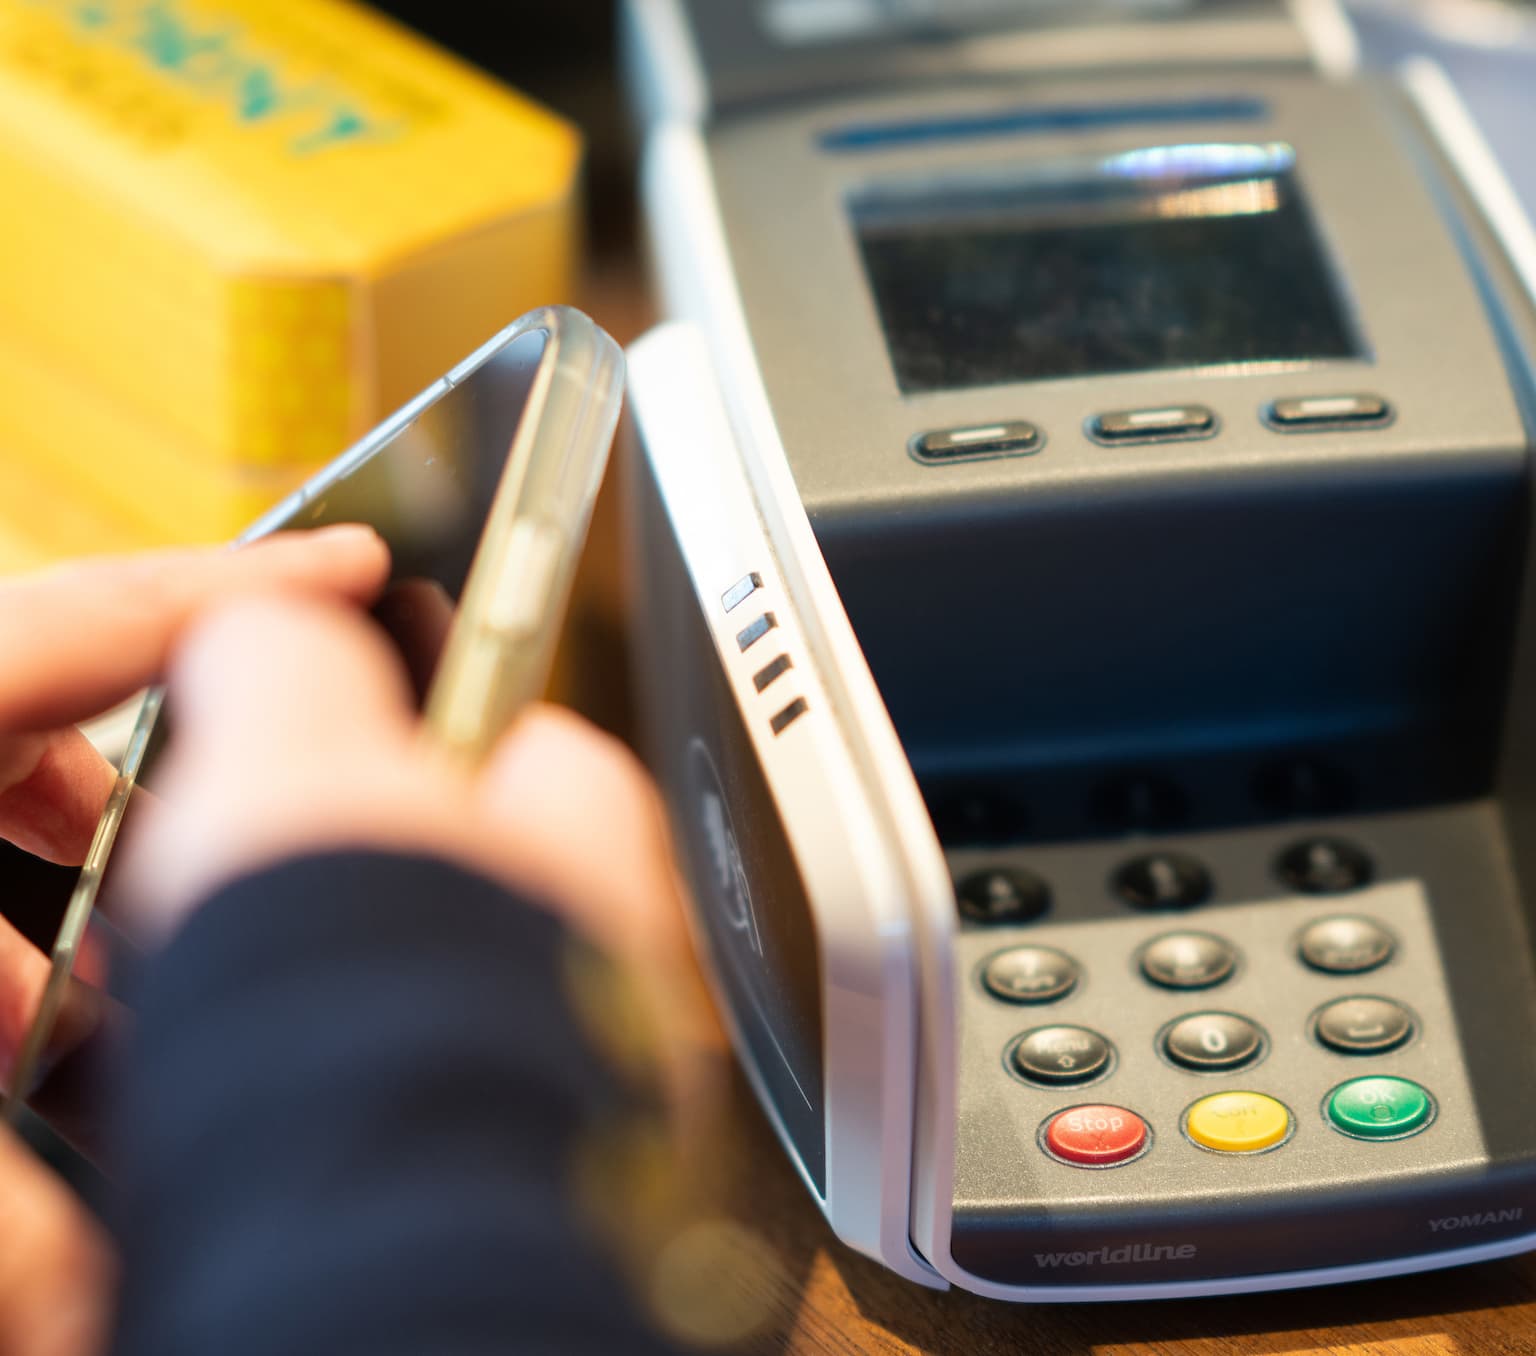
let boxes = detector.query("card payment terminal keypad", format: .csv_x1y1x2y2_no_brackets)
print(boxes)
943,805,1536,1285
977,885,1433,1157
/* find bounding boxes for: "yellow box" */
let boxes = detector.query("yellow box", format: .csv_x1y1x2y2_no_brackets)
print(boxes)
0,0,582,550
0,447,146,575
0,325,310,548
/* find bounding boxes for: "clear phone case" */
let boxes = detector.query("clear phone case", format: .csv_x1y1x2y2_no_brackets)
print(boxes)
422,307,625,760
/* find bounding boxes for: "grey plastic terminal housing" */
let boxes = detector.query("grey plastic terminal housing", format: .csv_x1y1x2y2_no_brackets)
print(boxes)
627,4,1536,1300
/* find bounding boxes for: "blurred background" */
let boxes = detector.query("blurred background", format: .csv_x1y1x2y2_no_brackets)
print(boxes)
376,1,635,245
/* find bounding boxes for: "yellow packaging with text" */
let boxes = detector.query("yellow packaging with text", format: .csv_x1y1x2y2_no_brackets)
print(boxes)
0,0,581,560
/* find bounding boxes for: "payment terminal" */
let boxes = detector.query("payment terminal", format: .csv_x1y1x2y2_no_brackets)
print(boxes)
624,0,1536,1301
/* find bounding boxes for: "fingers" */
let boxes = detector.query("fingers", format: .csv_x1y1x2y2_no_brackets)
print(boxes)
115,594,433,937
0,1127,115,1356
0,727,116,865
0,525,391,733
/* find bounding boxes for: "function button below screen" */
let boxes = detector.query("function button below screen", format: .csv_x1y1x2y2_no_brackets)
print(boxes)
1162,1012,1264,1072
912,421,1041,463
1140,931,1237,990
957,867,1051,925
1088,404,1216,444
1299,915,1396,975
983,946,1079,1004
1011,1026,1112,1085
1265,394,1393,431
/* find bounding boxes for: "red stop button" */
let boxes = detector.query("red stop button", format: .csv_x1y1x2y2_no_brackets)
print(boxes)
1044,1104,1149,1167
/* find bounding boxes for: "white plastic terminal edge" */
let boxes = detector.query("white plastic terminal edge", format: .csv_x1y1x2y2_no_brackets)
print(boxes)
1401,57,1536,321
642,120,959,1290
627,322,949,1287
623,0,708,128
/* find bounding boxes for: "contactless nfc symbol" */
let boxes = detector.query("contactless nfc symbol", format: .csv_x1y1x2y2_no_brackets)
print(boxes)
687,737,763,958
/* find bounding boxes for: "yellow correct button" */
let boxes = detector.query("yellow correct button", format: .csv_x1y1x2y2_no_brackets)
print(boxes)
1186,1092,1291,1153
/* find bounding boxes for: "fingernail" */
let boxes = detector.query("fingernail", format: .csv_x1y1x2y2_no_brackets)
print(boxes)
306,523,383,548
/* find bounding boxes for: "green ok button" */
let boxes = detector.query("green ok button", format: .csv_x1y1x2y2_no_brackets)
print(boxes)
1327,1076,1434,1140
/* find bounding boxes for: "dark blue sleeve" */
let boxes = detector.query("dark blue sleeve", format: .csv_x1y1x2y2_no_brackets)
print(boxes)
109,852,683,1356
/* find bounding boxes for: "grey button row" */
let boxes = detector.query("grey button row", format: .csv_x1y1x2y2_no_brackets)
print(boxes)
918,395,1391,466
985,915,1398,1009
1006,997,1415,1090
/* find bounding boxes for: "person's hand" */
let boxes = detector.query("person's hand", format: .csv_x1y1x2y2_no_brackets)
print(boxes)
0,529,387,867
121,591,768,1353
0,528,389,1076
0,527,389,1356
115,591,693,967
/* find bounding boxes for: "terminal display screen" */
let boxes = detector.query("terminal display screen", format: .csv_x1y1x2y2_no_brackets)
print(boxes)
855,144,1359,392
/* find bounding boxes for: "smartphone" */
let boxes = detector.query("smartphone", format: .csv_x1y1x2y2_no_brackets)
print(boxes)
3,305,624,1121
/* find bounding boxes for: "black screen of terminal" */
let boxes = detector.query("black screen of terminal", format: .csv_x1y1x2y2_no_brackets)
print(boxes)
855,147,1360,392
